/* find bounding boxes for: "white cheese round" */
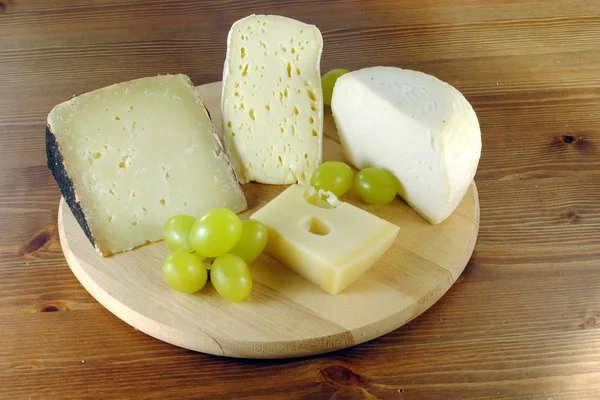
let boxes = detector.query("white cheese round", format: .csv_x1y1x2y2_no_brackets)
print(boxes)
331,66,481,224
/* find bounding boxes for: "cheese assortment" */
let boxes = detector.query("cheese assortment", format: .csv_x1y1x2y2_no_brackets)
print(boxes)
221,14,324,185
251,185,399,295
331,67,481,224
46,74,247,256
47,14,481,298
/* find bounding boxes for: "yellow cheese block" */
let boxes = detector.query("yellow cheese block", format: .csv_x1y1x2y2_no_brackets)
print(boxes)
251,185,400,294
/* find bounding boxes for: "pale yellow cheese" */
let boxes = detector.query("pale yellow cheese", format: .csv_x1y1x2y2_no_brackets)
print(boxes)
221,14,324,184
251,185,400,295
47,74,247,256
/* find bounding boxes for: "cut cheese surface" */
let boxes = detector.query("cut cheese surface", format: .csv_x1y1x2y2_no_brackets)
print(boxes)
46,74,247,256
331,67,481,224
251,185,399,295
221,14,323,185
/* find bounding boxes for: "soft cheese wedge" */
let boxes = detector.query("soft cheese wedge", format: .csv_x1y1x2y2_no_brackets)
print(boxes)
221,14,324,184
47,74,247,256
251,185,399,295
331,67,481,224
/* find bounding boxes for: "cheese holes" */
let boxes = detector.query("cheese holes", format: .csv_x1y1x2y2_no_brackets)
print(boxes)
107,215,113,222
293,106,300,115
160,199,166,206
296,67,301,75
227,121,232,128
242,64,249,76
115,116,121,121
310,103,317,112
241,47,247,59
312,129,318,137
286,63,292,78
307,89,317,101
309,116,315,124
265,104,271,112
304,217,331,236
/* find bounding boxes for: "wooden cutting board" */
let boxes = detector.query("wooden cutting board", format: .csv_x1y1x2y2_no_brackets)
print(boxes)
57,81,480,359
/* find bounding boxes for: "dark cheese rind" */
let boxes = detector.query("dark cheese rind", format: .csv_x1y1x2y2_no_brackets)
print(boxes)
46,124,97,250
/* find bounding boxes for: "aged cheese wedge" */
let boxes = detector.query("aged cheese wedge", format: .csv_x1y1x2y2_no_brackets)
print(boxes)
331,67,481,224
46,74,247,256
221,14,324,184
251,185,399,295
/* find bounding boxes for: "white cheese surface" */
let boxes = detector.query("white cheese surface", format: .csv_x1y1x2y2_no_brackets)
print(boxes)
331,67,481,224
221,14,323,184
48,74,247,256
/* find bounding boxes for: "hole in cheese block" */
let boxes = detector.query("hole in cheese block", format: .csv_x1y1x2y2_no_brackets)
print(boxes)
304,216,331,236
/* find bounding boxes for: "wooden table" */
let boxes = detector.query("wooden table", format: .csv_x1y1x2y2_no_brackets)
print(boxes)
1,1,599,398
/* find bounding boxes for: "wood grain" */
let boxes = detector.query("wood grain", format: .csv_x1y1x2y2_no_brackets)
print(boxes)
1,0,599,398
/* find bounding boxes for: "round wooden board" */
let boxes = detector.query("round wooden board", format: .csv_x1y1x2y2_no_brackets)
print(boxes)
58,81,480,359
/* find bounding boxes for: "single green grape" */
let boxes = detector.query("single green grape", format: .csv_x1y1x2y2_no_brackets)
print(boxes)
162,251,207,293
322,68,350,106
229,219,268,263
211,254,252,302
189,208,242,258
354,167,397,205
310,160,354,197
162,214,196,252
